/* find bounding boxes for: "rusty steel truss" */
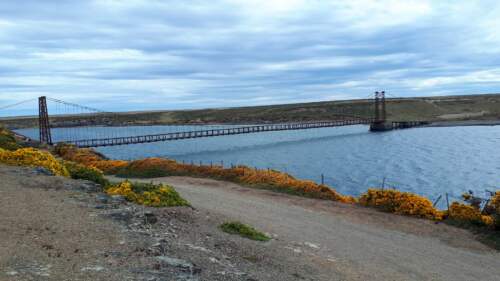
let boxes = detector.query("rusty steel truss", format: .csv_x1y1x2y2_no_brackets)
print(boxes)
38,96,52,145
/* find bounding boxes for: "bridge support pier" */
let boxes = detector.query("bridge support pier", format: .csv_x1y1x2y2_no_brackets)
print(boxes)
370,91,393,132
38,96,53,145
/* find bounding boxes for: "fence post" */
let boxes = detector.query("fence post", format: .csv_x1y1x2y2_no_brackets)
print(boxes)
321,174,324,185
446,193,450,212
432,195,442,208
382,177,386,190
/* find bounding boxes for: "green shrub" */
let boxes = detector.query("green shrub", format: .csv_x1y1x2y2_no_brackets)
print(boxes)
115,165,171,178
0,129,21,151
64,161,109,187
219,221,270,241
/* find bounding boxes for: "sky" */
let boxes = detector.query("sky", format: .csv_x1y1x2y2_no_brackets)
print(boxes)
0,0,500,112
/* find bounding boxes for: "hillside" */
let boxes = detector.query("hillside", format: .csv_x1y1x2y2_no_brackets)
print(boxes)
1,94,500,128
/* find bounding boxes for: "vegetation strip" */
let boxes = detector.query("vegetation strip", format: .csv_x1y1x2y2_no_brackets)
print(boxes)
220,221,270,241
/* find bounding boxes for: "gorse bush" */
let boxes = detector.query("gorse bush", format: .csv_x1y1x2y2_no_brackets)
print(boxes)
444,192,497,228
220,221,270,241
55,144,127,174
55,145,356,203
490,192,500,230
359,188,444,220
106,180,189,207
115,157,356,203
447,202,493,226
64,161,109,187
0,128,21,151
0,147,69,177
115,158,174,178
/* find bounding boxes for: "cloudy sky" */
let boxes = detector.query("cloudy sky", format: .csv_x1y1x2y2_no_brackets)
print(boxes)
1,0,500,112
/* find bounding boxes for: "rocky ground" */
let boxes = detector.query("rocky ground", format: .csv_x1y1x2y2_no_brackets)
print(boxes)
1,164,500,281
0,165,314,281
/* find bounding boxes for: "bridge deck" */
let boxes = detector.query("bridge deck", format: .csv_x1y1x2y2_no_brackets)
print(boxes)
65,119,373,148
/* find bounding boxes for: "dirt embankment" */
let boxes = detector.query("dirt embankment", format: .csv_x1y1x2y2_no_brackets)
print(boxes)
110,176,500,281
1,165,325,281
2,165,500,281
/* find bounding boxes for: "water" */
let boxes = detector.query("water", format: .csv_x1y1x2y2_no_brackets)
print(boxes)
17,125,500,205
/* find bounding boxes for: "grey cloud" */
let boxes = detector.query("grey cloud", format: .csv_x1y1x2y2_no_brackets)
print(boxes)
0,0,499,113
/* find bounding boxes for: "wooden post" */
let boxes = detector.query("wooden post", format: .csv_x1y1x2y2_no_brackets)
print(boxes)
432,195,442,207
446,193,450,212
321,174,324,185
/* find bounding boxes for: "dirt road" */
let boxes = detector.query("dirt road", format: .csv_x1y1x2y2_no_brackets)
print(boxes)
115,176,500,281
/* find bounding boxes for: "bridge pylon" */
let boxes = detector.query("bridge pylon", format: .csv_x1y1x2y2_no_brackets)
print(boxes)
38,96,52,145
370,91,392,131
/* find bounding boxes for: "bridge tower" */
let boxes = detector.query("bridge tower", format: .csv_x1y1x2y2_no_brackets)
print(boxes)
370,91,392,131
38,96,52,145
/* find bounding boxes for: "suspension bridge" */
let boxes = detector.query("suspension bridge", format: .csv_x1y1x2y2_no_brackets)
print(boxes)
0,92,428,148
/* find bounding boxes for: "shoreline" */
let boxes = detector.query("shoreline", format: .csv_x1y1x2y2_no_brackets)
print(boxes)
427,120,500,127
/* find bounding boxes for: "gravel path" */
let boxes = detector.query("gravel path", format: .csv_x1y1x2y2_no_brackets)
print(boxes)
116,176,500,281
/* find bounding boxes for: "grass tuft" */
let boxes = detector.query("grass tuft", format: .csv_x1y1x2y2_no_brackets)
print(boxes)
219,221,270,241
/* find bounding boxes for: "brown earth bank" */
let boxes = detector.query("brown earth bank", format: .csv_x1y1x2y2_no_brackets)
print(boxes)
1,165,500,281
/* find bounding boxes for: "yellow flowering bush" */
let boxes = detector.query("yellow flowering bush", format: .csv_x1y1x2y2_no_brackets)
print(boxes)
0,147,69,177
359,189,443,220
114,158,356,203
55,144,127,174
486,191,500,229
106,180,189,207
490,191,500,213
448,202,493,226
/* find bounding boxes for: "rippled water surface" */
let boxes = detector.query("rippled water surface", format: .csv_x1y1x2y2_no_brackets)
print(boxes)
17,125,500,204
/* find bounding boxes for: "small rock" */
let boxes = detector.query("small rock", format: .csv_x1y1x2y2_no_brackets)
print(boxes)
110,195,127,204
34,167,54,176
156,256,192,269
148,240,168,256
96,194,111,204
107,210,133,222
304,242,320,249
156,256,201,274
5,270,18,276
79,181,101,193
144,212,158,224
81,266,105,272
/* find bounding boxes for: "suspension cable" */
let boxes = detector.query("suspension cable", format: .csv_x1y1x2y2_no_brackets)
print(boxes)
0,98,38,111
46,97,112,114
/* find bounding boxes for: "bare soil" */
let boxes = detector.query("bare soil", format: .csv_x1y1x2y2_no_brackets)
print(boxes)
110,176,500,281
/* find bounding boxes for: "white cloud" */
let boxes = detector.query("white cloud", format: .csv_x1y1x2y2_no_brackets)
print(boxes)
415,69,500,89
33,49,145,61
0,0,499,110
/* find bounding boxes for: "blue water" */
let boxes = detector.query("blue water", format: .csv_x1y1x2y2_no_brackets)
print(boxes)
17,125,500,205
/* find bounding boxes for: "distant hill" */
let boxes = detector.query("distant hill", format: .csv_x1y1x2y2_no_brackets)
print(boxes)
1,94,500,128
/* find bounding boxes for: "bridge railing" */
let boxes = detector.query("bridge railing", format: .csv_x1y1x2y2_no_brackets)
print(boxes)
65,118,374,148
